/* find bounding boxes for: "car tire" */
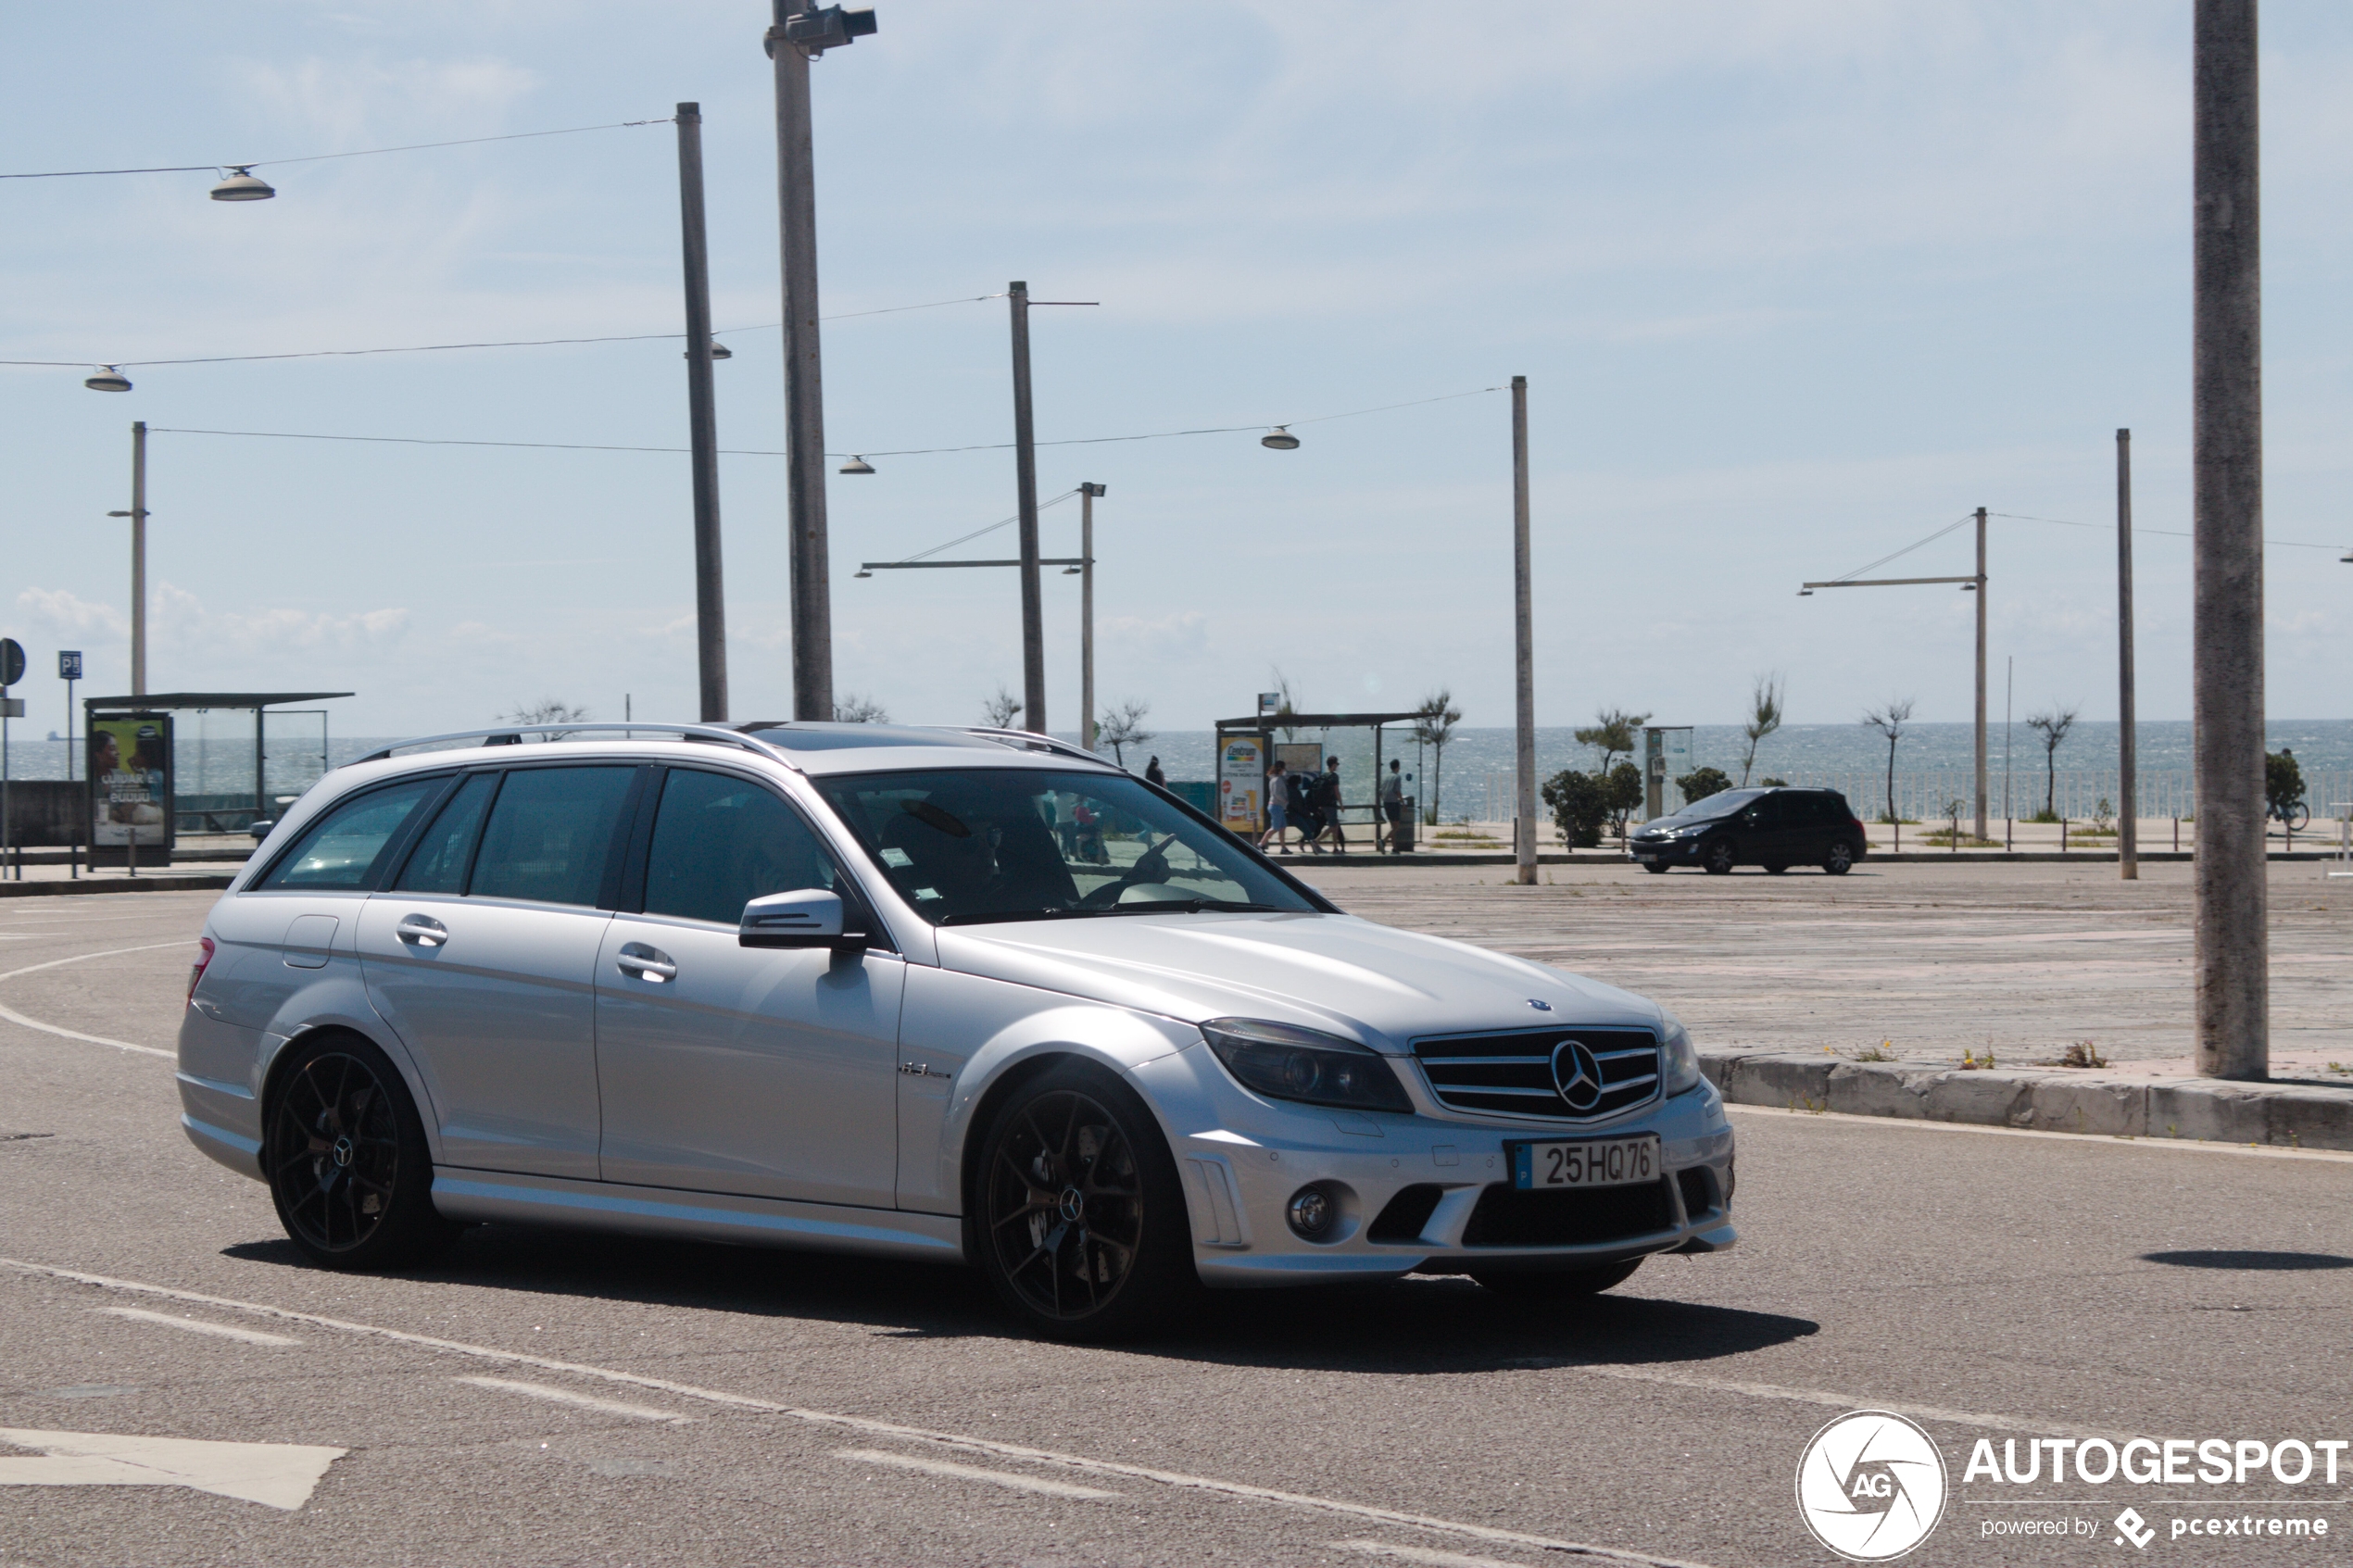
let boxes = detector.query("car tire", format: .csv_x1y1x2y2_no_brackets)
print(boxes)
1642,862,1670,874
1471,1257,1644,1300
1763,861,1789,875
1702,841,1735,875
975,1060,1196,1342
265,1033,459,1271
1823,841,1855,876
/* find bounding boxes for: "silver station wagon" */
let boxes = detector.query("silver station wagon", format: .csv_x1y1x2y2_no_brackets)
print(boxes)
178,722,1737,1338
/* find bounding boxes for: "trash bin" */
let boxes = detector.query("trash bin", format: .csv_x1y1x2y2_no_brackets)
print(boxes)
1390,798,1416,854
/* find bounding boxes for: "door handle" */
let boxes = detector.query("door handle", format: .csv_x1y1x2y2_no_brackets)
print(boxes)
616,942,676,982
396,914,448,947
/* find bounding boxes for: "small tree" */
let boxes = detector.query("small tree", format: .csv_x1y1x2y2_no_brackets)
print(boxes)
1677,766,1732,804
1541,769,1612,848
1574,708,1650,776
1860,697,1915,824
979,684,1023,729
1740,672,1784,786
502,699,590,740
1415,689,1463,825
2026,705,2079,821
1604,760,1644,836
833,692,888,723
1269,669,1303,742
1097,698,1153,767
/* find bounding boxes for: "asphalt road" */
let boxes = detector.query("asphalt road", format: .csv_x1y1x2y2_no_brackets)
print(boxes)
3,887,2349,1567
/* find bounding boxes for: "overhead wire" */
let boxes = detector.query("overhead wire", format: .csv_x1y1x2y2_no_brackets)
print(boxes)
0,117,671,180
1823,514,1975,583
889,490,1080,566
1991,510,2346,554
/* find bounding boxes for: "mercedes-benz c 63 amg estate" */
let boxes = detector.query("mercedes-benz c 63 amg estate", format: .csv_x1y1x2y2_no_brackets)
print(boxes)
178,721,1737,1338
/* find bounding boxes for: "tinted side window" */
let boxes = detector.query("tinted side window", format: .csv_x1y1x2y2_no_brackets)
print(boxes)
257,779,443,891
644,769,837,925
396,772,498,893
468,767,637,909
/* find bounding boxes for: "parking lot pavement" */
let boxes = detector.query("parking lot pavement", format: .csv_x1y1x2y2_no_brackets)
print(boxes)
4,893,2350,1565
1313,857,2353,1073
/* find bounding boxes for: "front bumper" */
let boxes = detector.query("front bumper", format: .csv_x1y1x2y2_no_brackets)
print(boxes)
1627,835,1705,862
1130,1046,1736,1287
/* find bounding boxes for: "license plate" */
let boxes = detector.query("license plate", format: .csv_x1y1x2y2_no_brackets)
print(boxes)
1631,851,1656,861
1511,1135,1660,1191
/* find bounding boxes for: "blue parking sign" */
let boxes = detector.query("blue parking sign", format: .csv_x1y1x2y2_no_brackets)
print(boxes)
59,650,83,681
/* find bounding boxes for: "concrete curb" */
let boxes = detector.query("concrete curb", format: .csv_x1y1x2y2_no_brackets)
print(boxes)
1701,1049,2353,1153
1288,849,2339,869
0,875,236,899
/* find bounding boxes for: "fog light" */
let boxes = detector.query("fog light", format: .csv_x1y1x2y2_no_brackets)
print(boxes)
1286,1185,1335,1241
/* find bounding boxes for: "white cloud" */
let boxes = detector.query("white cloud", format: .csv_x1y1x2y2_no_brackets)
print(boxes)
16,587,128,639
150,583,410,656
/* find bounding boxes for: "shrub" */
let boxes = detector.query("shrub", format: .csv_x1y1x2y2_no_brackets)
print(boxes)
1677,766,1732,804
1541,769,1611,848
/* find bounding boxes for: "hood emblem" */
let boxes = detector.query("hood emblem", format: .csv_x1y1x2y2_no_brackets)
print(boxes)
1527,998,1553,1011
1551,1039,1604,1111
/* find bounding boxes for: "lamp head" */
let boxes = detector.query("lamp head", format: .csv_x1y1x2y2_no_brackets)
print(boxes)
84,367,132,393
839,455,875,475
209,167,276,201
1260,427,1300,451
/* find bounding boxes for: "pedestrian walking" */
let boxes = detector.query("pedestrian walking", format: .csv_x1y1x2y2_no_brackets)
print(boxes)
1143,756,1166,788
1316,756,1348,854
1381,758,1405,855
1259,759,1292,853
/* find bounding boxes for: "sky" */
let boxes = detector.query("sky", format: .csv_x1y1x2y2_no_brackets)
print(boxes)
4,1,2350,742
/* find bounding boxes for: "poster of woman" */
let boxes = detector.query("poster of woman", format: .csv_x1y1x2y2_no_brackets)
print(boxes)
89,715,170,847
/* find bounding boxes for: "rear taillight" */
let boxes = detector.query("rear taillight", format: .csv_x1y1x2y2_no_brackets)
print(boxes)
187,936,215,1003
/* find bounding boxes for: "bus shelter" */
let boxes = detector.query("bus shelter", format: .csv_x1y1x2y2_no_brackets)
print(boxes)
1213,709,1425,849
83,690,350,864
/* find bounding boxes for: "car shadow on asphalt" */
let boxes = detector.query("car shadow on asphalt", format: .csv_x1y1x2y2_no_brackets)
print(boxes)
220,1228,1816,1374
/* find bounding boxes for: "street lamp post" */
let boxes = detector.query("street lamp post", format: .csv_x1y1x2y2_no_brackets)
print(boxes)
766,3,875,721
106,420,149,696
1008,282,1045,734
1510,376,1537,886
1078,483,1105,751
1802,507,1989,840
674,101,728,723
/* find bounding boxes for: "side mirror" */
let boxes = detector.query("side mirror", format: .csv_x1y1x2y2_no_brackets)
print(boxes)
740,889,845,948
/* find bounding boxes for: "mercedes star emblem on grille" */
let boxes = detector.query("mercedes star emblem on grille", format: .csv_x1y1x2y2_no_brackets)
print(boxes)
1550,1039,1604,1110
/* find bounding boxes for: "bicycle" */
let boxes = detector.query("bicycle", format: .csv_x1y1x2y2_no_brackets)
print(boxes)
2267,796,2310,833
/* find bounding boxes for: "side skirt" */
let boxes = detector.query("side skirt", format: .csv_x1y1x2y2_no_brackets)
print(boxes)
431,1168,968,1265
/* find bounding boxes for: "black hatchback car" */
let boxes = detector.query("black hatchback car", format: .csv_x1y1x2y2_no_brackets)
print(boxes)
1627,786,1868,875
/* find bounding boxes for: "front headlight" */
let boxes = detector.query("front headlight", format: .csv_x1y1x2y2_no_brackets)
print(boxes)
1200,1018,1413,1113
1660,1021,1702,1097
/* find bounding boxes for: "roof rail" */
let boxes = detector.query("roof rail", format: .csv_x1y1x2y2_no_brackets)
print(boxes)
357,722,788,765
962,727,1111,765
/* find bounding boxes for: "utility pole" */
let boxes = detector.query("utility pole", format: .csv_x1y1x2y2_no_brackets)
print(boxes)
2192,0,2267,1079
1078,483,1104,751
676,102,728,723
767,3,874,721
1007,282,1046,734
1510,376,1537,887
1971,507,1988,843
129,422,148,696
2117,429,2138,881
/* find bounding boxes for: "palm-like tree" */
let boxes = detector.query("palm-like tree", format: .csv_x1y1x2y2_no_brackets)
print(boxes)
1861,697,1915,822
1414,689,1463,825
2026,705,2079,820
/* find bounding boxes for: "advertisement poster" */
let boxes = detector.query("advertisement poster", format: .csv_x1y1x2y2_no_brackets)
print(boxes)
90,714,170,847
1216,735,1265,834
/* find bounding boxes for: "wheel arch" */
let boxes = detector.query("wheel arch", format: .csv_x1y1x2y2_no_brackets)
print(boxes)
258,1020,442,1168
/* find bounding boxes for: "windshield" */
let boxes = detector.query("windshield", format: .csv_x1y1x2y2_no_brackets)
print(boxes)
815,768,1318,925
1668,788,1767,822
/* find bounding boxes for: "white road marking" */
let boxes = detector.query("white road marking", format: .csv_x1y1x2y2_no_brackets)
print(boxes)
837,1447,1122,1500
99,1306,299,1347
1724,1102,2353,1162
0,943,194,1060
0,1257,1716,1568
458,1375,691,1424
0,1426,344,1511
1337,1539,1548,1568
1572,1365,2143,1446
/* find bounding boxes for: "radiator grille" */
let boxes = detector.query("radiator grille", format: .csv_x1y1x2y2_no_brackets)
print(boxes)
1461,1179,1676,1248
1412,1027,1660,1123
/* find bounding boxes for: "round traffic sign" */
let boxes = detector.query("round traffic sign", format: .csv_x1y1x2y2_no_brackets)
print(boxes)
0,637,24,687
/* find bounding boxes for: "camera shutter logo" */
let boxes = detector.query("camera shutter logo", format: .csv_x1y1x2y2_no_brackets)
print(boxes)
1794,1410,1947,1562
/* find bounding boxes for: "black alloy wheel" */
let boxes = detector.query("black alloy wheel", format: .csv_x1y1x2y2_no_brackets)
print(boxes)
266,1035,457,1270
1471,1257,1644,1300
1823,841,1855,876
1702,839,1736,875
977,1063,1192,1340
